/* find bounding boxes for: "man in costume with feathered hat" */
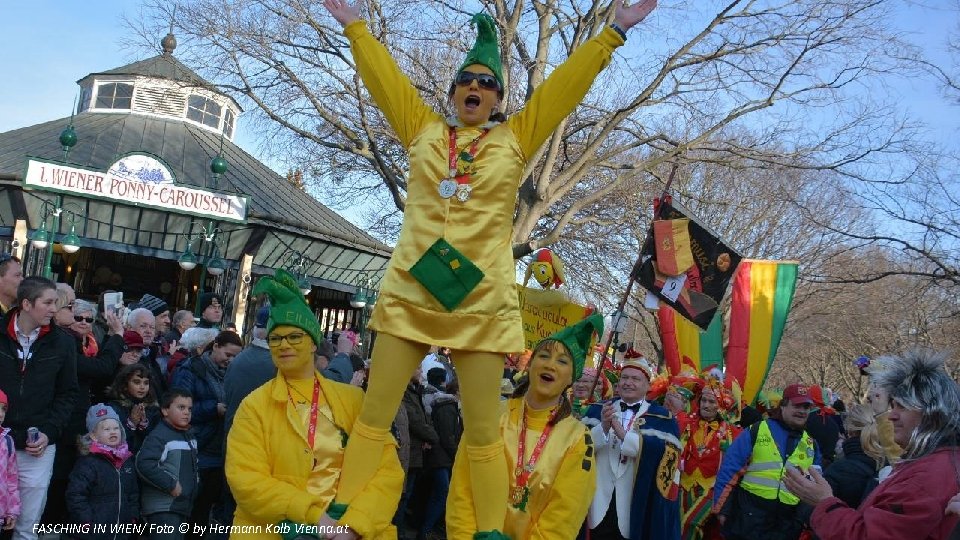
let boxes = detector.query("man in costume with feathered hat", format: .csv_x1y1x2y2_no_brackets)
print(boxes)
582,356,681,539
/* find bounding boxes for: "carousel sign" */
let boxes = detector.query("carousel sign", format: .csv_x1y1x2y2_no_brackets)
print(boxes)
23,153,248,222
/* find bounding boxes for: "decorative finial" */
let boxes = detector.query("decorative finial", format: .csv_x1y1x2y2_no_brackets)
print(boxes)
161,32,177,55
210,155,228,176
162,10,177,56
59,94,79,158
210,131,228,187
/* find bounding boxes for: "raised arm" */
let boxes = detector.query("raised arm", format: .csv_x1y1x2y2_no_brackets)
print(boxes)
323,0,436,147
508,0,656,159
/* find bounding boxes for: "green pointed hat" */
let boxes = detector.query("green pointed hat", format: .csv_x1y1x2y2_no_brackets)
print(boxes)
457,13,504,90
251,268,322,347
541,312,604,383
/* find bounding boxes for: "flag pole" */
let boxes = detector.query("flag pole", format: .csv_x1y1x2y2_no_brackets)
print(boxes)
588,162,680,399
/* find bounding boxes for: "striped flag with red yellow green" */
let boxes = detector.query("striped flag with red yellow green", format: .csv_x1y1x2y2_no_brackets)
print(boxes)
725,260,798,405
658,305,723,375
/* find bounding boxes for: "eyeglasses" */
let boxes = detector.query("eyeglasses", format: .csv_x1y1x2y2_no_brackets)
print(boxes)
454,71,500,91
73,316,94,323
268,332,307,347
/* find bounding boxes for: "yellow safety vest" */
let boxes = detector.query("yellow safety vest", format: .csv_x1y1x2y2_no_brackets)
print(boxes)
740,420,815,505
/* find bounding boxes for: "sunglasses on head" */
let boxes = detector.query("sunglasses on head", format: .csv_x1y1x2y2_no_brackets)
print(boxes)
74,316,94,323
455,71,500,91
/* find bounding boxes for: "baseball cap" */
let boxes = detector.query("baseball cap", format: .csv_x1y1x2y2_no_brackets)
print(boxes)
783,383,815,406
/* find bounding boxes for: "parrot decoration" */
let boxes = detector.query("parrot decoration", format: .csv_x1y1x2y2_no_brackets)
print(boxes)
524,248,566,289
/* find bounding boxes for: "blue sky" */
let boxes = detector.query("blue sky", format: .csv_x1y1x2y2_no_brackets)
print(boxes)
1,1,956,172
0,1,260,157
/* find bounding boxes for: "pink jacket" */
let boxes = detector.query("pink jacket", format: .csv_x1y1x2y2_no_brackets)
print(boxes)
0,428,20,518
811,446,960,540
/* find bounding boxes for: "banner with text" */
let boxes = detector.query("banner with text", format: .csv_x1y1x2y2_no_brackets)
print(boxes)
23,154,248,222
516,284,593,352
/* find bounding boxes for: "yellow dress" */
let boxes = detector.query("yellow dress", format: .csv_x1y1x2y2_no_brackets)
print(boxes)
225,374,403,539
344,22,625,353
447,398,597,539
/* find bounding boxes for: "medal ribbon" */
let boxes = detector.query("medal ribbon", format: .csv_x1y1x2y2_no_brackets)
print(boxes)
286,377,321,449
447,127,489,185
515,400,561,491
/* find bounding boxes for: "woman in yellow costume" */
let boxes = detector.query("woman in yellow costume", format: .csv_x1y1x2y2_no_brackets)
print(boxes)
449,314,603,539
225,270,403,539
675,375,740,540
321,0,657,537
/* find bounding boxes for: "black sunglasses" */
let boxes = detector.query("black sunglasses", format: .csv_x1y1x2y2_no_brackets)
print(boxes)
74,316,94,323
455,71,500,91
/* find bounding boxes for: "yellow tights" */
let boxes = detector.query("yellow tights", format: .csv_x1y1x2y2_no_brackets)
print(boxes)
336,333,507,533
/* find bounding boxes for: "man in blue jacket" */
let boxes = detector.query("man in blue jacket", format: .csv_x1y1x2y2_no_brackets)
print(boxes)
713,383,822,540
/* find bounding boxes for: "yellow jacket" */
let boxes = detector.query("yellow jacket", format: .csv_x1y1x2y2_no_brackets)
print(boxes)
345,20,625,353
448,398,596,539
225,374,403,539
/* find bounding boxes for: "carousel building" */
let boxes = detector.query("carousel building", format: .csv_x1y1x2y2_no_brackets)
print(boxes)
0,33,390,336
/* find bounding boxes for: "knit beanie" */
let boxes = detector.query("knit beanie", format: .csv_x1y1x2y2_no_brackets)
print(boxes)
457,13,504,90
251,269,322,346
0,388,7,406
86,403,122,434
196,292,223,316
539,313,604,383
137,294,169,317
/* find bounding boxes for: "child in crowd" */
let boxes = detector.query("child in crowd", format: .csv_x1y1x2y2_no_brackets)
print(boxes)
65,404,140,538
136,389,198,540
108,364,161,453
0,390,20,537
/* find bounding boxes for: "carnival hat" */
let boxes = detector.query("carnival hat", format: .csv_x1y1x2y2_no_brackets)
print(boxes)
457,13,504,91
539,312,604,383
870,349,960,458
252,269,323,347
620,354,655,382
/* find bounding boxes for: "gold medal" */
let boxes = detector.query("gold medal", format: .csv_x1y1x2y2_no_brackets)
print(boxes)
510,485,525,505
456,183,472,202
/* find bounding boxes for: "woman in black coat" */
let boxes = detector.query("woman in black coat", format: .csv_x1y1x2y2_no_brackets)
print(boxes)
822,404,881,508
420,380,463,540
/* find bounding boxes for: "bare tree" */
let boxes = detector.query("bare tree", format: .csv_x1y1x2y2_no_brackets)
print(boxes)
129,0,923,258
768,246,960,401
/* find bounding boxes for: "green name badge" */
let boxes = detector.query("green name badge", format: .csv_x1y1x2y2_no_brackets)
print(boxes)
409,238,484,311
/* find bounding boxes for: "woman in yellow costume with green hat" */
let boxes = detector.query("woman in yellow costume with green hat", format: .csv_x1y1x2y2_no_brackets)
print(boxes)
320,0,657,537
225,269,403,539
448,313,603,539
